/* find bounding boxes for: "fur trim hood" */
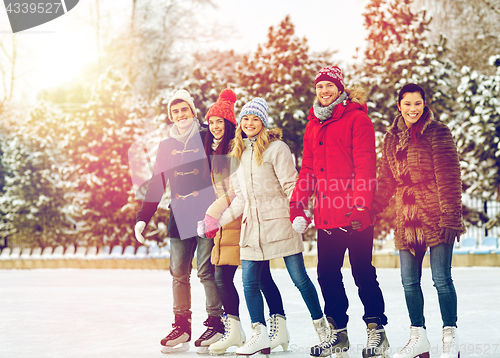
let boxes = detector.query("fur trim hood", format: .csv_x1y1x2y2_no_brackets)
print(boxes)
268,127,282,142
344,87,366,106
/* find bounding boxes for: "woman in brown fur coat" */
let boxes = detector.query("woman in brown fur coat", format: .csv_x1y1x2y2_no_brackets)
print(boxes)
371,83,464,358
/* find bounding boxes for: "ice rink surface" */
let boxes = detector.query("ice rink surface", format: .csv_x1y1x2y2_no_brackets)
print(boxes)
1,266,499,358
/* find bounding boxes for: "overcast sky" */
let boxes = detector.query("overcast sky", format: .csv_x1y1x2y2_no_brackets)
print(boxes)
205,0,369,64
0,0,369,98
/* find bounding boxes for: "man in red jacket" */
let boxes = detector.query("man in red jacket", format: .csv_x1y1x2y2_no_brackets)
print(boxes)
290,66,390,358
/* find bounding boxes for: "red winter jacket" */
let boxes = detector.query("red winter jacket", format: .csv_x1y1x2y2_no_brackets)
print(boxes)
290,88,376,229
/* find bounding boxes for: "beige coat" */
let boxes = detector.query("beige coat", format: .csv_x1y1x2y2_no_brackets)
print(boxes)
220,129,304,261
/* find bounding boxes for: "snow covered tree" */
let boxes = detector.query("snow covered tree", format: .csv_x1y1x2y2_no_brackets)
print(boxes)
450,56,500,204
353,0,458,241
65,69,149,247
0,104,74,248
416,0,500,75
354,0,456,140
236,16,332,165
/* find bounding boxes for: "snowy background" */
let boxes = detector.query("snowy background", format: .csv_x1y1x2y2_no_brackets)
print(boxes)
1,267,500,358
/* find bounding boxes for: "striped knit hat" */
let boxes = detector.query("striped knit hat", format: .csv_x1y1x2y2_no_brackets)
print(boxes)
238,97,269,128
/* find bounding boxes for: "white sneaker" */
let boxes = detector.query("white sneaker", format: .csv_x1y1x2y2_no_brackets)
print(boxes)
209,314,246,354
268,314,290,351
235,322,270,356
441,326,459,358
393,326,430,358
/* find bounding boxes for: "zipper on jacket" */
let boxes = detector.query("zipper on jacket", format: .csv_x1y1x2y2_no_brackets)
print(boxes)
249,140,261,233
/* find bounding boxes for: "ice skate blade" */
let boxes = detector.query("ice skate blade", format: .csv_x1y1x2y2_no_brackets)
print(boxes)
197,346,210,355
209,352,236,356
161,342,190,354
310,352,349,358
270,349,293,355
363,351,390,358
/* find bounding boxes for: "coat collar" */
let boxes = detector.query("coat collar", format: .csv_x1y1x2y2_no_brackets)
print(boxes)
242,128,282,148
307,87,368,124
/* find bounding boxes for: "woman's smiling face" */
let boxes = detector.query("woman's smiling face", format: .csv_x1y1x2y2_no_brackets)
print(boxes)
240,114,263,138
209,116,225,140
398,91,426,128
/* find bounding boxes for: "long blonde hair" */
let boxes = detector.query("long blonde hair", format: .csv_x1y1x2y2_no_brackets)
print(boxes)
230,124,270,166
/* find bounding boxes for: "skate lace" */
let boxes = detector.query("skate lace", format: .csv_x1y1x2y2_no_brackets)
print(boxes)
400,328,419,351
442,327,456,353
165,324,184,340
242,323,262,347
219,315,230,341
197,317,222,341
314,320,329,342
267,315,278,340
366,327,383,348
317,328,341,348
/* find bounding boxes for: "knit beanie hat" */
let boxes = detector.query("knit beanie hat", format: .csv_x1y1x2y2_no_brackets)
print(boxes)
167,89,197,121
205,88,237,126
314,66,344,93
238,97,269,128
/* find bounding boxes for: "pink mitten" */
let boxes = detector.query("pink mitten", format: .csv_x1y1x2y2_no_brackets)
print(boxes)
202,214,219,239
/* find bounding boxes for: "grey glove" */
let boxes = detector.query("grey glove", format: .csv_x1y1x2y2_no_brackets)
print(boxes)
442,228,461,244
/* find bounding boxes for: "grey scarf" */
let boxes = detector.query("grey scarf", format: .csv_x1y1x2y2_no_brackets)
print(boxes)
169,119,200,151
313,91,348,122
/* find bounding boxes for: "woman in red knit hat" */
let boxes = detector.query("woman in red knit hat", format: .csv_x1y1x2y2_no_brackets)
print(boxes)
197,88,246,354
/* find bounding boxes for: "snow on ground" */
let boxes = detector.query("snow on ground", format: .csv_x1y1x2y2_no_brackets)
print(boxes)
1,267,499,358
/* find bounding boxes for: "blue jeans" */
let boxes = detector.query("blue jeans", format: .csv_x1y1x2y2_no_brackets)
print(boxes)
242,253,323,325
169,237,223,318
399,243,457,328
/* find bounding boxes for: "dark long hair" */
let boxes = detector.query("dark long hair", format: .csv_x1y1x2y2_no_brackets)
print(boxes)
398,83,429,142
203,119,236,173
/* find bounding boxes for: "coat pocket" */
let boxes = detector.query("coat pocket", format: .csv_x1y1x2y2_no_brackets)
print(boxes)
260,208,295,243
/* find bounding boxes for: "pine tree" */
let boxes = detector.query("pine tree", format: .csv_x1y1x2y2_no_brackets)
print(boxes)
236,16,331,165
65,69,148,247
0,104,73,248
354,0,456,137
450,56,500,205
353,0,458,242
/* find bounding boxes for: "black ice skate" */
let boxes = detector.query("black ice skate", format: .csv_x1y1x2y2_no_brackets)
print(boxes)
310,317,349,358
362,319,390,358
194,315,224,354
160,315,191,354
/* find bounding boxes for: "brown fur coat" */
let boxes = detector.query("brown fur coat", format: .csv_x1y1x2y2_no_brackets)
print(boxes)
371,108,464,254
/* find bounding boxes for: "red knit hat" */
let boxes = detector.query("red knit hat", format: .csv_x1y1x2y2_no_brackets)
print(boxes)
315,66,344,93
205,88,237,126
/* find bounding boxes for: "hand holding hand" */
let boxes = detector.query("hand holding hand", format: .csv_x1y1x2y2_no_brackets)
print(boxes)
345,208,371,232
134,221,146,244
289,202,312,225
292,216,309,234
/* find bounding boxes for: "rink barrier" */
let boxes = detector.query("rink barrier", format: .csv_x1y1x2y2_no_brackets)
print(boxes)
0,245,500,269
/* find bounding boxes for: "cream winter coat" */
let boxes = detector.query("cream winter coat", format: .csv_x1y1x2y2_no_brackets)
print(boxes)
220,129,304,261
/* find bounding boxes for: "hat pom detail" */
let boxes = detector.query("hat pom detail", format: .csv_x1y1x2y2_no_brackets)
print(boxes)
219,88,237,104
